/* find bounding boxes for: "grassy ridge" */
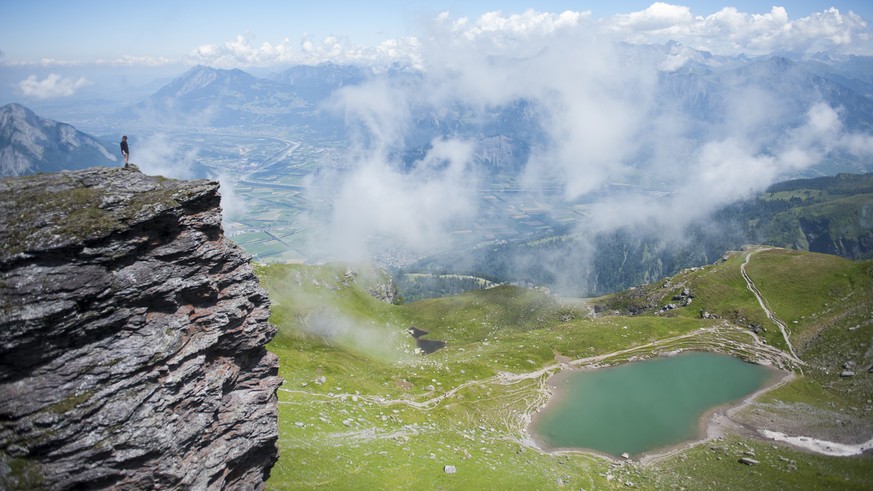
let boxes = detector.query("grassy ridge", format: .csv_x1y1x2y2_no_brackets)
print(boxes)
743,249,873,413
258,248,873,490
744,249,872,350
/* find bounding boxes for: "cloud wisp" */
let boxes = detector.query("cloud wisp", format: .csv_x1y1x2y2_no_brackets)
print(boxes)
607,4,869,55
187,33,423,69
4,4,869,70
131,133,199,180
302,7,873,290
177,5,871,68
129,133,253,231
306,137,479,261
17,73,91,99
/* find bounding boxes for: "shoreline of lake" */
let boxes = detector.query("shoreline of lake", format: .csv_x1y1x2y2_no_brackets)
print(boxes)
526,351,791,462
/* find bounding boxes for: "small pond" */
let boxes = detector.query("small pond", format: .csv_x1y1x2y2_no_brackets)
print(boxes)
531,351,779,458
407,326,446,354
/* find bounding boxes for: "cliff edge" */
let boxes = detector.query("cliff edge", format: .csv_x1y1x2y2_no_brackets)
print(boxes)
0,167,281,489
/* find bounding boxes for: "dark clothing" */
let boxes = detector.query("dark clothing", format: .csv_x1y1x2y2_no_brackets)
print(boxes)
120,138,129,166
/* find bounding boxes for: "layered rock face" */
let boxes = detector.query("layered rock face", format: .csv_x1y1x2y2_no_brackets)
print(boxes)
0,167,281,490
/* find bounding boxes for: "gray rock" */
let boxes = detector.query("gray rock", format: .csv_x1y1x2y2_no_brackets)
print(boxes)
739,457,760,465
0,167,281,490
444,465,457,474
840,370,856,378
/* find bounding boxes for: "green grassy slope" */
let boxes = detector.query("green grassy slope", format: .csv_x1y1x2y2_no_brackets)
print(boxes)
258,248,873,490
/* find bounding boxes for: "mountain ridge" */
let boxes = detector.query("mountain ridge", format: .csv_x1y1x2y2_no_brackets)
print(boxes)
113,47,873,174
0,103,117,177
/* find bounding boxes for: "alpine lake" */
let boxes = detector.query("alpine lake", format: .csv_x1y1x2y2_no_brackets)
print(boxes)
530,351,781,458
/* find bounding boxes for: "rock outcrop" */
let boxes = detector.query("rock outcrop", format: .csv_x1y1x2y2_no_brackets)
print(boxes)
0,167,281,490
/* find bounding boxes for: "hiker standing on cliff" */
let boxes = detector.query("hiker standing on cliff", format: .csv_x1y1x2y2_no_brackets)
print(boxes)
120,135,129,167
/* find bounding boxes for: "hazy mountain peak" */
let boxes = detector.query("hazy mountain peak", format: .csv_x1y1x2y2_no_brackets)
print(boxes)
0,103,116,177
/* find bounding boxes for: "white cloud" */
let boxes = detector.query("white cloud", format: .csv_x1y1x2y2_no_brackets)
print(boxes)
311,137,478,260
17,73,91,98
6,4,871,70
309,10,655,259
6,55,177,68
312,8,873,265
183,5,869,69
612,2,694,31
625,102,873,231
187,33,421,68
609,5,870,56
326,77,414,155
132,133,199,180
439,9,588,51
415,12,660,201
797,102,873,156
105,55,180,67
215,172,250,228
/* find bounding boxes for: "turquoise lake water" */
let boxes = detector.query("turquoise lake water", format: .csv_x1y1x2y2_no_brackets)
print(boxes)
531,352,776,457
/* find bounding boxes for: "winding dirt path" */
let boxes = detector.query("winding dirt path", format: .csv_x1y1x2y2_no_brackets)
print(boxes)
760,430,873,456
740,249,802,363
279,323,795,411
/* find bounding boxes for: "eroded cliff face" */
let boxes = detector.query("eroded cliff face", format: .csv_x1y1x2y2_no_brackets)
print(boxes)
0,167,281,490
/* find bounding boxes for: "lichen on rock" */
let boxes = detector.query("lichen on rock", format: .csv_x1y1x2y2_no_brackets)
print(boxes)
0,167,281,490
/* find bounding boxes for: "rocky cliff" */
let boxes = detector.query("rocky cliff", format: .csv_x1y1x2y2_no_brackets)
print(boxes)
0,166,281,490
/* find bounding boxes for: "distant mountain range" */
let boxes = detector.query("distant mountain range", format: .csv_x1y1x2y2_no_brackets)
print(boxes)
127,63,369,129
658,52,873,132
0,103,117,177
112,45,873,178
6,43,873,180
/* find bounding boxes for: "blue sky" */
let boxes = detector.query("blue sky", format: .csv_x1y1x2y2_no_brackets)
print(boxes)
1,1,871,64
